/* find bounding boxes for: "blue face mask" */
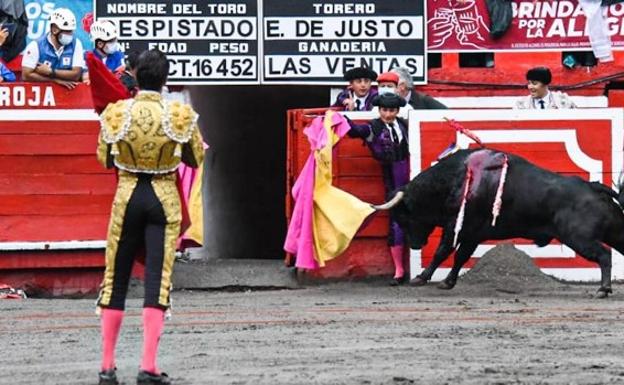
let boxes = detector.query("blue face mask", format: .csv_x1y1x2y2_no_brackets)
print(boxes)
378,86,396,96
58,32,73,46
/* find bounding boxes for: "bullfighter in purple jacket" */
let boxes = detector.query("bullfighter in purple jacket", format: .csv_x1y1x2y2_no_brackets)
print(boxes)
333,67,378,111
347,93,410,285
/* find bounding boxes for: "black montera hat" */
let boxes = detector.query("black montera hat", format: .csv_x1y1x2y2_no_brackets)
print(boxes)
372,93,406,109
344,67,378,81
526,67,552,85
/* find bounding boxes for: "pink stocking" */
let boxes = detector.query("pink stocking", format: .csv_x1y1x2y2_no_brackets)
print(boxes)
390,245,405,279
101,308,124,371
140,307,165,374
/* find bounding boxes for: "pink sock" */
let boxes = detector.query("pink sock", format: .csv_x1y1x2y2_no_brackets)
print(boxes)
101,308,124,371
140,307,165,374
390,245,405,278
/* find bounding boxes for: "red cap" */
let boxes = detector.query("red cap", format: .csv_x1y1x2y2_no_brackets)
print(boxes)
376,72,399,85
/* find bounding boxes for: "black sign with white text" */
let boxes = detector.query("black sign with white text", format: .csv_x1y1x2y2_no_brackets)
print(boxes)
262,0,425,84
95,0,259,84
95,0,426,85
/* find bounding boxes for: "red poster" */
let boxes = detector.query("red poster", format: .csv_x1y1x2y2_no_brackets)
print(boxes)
428,0,624,51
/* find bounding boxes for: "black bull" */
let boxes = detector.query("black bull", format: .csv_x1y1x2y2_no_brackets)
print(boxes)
377,149,624,297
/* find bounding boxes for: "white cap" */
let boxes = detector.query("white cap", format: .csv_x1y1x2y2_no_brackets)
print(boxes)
50,8,76,31
90,20,118,42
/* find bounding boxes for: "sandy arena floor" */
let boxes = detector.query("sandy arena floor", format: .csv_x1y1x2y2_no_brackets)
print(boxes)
2,274,624,385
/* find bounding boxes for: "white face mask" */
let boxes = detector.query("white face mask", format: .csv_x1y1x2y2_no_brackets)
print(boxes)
58,32,73,46
378,86,396,96
103,42,119,55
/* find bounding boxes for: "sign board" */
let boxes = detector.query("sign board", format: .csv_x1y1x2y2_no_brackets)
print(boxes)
262,0,426,84
428,0,624,52
94,0,426,85
95,0,260,84
408,108,624,282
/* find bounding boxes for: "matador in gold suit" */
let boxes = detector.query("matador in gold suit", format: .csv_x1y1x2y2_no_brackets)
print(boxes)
95,49,204,385
97,90,204,310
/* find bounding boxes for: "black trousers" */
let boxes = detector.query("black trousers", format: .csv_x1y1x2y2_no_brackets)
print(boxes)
102,174,170,310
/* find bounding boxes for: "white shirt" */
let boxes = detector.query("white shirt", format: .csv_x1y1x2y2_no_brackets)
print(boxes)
21,34,85,69
386,120,403,143
532,91,550,109
354,94,368,111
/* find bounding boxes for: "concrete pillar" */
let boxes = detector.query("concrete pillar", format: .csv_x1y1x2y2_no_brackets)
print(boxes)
189,85,329,259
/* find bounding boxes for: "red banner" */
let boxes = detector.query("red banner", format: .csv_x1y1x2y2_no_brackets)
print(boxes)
427,0,624,51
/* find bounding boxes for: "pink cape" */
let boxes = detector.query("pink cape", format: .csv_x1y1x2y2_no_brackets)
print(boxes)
283,111,352,269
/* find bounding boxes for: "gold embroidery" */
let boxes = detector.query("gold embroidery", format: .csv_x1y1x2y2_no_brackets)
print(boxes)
97,173,138,307
150,174,182,307
98,93,199,174
136,106,155,134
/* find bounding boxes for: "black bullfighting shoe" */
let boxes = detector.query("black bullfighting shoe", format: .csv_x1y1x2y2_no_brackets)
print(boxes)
98,368,119,385
389,274,408,286
137,370,171,384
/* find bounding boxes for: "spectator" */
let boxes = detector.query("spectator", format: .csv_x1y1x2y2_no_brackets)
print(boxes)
0,0,28,63
83,19,124,85
21,8,84,89
392,67,447,109
332,66,378,111
0,26,15,82
346,93,410,285
514,67,577,109
371,71,412,115
376,71,400,96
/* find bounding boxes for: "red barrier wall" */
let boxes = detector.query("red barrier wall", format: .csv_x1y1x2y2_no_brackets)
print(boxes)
0,83,114,295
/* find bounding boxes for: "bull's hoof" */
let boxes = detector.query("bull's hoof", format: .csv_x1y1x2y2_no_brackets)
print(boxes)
410,276,428,286
596,288,613,299
437,280,456,290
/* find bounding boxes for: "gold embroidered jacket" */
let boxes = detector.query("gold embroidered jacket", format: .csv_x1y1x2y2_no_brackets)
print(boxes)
97,91,204,173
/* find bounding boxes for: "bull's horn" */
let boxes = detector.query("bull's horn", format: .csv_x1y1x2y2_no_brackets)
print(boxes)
371,191,405,210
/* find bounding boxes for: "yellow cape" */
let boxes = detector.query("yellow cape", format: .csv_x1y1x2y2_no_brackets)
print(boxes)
311,111,376,266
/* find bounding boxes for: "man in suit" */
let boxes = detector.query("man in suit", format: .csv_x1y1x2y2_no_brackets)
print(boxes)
392,67,447,109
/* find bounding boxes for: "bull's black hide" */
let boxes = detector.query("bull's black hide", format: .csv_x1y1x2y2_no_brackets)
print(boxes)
388,149,624,297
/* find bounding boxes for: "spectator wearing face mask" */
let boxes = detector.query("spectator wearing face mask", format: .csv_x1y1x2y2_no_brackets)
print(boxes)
371,71,412,116
83,19,124,85
21,8,84,89
392,67,447,110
